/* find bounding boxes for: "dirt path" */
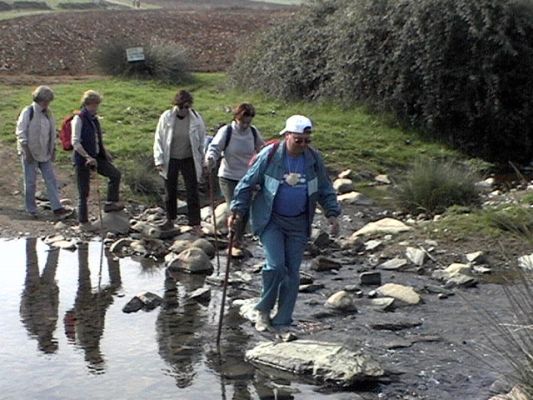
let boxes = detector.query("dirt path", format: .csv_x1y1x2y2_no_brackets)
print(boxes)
0,145,81,237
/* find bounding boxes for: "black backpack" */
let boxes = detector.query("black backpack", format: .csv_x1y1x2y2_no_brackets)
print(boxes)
223,124,258,150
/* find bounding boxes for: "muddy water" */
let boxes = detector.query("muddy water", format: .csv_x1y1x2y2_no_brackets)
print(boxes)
0,238,517,399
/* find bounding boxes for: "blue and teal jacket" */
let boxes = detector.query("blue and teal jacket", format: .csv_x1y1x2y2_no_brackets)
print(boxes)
230,141,341,236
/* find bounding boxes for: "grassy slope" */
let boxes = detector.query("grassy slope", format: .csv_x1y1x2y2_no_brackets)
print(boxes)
0,73,459,175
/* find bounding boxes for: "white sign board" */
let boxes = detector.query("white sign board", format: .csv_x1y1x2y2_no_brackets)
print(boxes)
126,47,145,62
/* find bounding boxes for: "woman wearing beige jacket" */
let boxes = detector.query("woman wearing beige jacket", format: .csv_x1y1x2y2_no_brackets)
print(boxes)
154,89,206,233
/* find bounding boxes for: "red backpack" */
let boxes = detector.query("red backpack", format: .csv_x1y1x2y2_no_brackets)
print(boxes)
59,112,79,151
248,139,280,167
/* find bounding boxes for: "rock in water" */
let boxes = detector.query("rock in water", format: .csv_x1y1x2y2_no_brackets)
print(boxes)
245,340,384,387
122,291,162,313
101,210,130,234
191,238,216,259
167,247,213,274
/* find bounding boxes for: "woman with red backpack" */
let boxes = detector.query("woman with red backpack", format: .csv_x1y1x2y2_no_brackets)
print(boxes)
72,90,122,231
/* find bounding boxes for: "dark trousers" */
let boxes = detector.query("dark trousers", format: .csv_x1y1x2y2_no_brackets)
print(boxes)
76,156,121,223
165,157,201,226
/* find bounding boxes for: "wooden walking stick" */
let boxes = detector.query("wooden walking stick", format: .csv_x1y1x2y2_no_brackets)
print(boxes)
208,170,222,276
216,212,236,349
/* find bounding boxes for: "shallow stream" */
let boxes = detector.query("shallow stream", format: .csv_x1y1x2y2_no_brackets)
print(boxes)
0,238,517,399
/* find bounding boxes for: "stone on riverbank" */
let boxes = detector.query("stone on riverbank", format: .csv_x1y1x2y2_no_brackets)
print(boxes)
376,283,421,305
245,340,384,387
311,256,342,272
352,218,412,237
333,178,354,194
518,254,533,271
406,247,426,266
325,290,357,311
377,258,408,270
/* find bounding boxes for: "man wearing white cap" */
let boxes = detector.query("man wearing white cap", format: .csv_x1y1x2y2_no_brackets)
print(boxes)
229,115,340,332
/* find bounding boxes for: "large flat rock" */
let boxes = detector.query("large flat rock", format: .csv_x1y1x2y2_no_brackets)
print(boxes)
245,340,384,387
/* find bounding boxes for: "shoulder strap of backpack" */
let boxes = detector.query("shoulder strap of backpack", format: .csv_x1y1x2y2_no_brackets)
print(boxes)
224,124,232,150
27,105,34,122
251,126,258,148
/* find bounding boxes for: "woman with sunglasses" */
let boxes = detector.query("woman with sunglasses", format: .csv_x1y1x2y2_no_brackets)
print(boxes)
154,89,207,234
204,103,264,256
229,115,340,332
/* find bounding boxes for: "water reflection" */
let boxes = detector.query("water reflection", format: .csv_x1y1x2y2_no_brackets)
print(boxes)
157,272,206,388
19,238,60,354
64,243,121,373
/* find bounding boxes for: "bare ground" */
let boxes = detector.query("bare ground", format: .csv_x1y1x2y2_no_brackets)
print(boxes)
0,7,291,75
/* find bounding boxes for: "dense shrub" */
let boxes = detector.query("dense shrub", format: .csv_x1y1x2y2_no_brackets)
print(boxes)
12,1,50,9
57,2,108,9
95,40,191,83
394,158,481,215
122,155,164,204
230,0,533,163
488,207,533,241
0,1,12,11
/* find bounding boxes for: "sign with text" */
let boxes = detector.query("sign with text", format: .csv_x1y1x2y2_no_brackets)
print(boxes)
126,47,145,62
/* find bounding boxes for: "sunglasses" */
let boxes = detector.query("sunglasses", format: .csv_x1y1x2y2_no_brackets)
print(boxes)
293,137,312,144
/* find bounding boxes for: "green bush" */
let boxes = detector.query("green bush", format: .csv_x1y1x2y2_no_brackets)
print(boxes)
230,0,533,162
488,208,533,242
95,40,191,83
12,1,50,9
121,155,164,204
481,270,533,398
394,158,481,215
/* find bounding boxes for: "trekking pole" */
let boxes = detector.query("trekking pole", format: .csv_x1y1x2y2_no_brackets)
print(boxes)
208,170,221,276
216,212,236,349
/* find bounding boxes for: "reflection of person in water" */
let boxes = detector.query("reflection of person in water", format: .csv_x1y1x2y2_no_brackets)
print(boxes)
20,238,60,354
156,272,205,388
64,243,121,373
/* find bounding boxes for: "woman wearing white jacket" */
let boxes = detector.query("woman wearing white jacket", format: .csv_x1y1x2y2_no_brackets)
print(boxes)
15,86,69,219
154,89,206,233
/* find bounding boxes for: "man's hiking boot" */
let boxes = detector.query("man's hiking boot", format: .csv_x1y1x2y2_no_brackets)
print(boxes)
254,310,271,332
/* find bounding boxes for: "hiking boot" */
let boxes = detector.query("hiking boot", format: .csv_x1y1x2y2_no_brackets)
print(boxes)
53,207,72,219
159,219,175,231
103,201,124,213
79,222,99,232
254,310,271,332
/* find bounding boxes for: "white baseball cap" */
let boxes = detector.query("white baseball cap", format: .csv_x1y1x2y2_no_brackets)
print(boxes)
279,115,313,135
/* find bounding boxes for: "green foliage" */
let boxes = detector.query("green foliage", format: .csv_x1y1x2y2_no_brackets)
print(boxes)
487,207,533,242
95,40,191,84
230,0,533,163
395,158,481,215
0,74,462,202
122,154,164,204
